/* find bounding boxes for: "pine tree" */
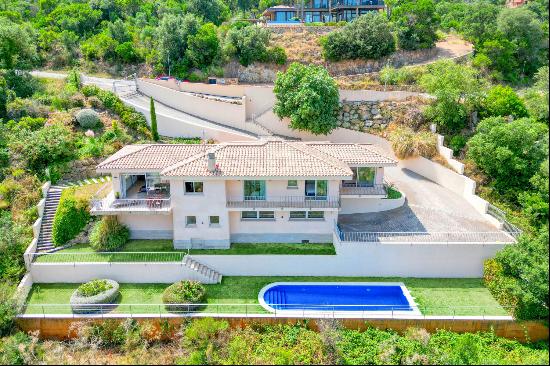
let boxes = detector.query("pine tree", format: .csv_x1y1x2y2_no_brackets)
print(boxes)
150,97,159,141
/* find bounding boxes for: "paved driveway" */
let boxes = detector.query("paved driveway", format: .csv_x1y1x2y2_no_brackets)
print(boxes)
338,167,500,234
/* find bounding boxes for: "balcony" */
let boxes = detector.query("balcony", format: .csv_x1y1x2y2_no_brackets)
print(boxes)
91,193,171,215
340,182,387,197
226,196,340,209
331,0,385,7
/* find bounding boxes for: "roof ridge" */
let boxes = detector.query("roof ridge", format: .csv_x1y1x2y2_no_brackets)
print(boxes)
161,143,227,175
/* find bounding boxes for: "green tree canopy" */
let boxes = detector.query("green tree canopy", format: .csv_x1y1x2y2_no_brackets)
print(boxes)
466,116,548,194
0,17,37,69
186,0,230,26
46,3,102,37
419,60,486,132
391,0,439,51
186,23,220,69
523,66,549,123
481,85,528,119
273,63,339,135
224,24,270,66
322,12,396,61
156,13,201,74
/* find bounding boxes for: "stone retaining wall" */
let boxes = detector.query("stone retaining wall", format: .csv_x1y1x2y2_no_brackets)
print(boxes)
61,157,103,182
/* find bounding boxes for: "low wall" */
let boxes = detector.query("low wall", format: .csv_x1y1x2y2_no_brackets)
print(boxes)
144,78,245,98
30,262,205,284
340,195,406,214
137,79,247,129
436,134,465,174
16,316,548,343
24,181,51,270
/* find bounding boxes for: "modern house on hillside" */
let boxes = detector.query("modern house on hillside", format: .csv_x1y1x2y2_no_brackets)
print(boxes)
262,0,385,23
92,140,397,248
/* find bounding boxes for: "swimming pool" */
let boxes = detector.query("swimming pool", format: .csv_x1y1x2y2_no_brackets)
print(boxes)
259,282,419,314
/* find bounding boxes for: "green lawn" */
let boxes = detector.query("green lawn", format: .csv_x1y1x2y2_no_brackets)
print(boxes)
24,277,508,316
35,240,335,263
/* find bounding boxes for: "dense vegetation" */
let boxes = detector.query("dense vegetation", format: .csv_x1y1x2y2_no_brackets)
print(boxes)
0,318,547,364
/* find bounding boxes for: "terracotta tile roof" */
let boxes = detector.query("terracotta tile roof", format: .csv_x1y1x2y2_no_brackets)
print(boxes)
97,140,396,177
305,142,397,166
161,140,353,178
96,144,206,171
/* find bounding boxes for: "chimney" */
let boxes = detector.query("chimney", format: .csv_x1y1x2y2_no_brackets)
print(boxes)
207,152,216,172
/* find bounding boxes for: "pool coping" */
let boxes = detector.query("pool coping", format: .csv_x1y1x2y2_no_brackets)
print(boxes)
258,282,422,316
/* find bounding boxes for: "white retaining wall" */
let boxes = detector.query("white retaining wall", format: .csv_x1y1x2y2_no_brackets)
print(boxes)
137,79,247,129
29,240,505,282
340,194,406,214
436,134,465,174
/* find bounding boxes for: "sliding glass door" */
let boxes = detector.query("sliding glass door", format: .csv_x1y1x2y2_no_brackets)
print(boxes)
305,180,328,200
244,180,266,200
356,167,376,187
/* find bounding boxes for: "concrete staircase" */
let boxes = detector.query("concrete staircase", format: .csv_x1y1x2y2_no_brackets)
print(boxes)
183,256,222,284
36,186,64,252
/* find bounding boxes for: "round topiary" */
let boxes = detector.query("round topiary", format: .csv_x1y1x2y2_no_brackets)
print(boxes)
76,108,100,129
162,280,206,313
70,279,120,314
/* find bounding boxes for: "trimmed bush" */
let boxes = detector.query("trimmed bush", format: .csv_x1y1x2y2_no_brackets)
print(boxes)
70,279,120,314
89,216,130,251
51,188,90,246
162,280,206,312
76,108,100,129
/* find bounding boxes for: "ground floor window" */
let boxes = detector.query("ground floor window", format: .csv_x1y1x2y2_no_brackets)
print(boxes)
289,211,325,220
185,181,203,194
241,211,275,220
186,216,197,227
209,216,220,226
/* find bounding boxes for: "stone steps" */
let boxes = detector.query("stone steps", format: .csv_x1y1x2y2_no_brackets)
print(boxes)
36,186,65,252
183,256,222,284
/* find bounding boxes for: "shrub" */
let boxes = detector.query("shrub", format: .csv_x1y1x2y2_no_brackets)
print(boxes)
76,108,100,129
273,63,339,135
162,280,206,312
388,126,438,159
70,279,120,314
466,117,548,194
223,25,271,66
322,13,395,61
391,0,439,50
88,96,103,109
448,134,467,155
66,68,82,91
6,98,48,120
51,188,91,246
265,46,287,65
481,85,529,119
386,186,402,199
77,279,113,297
89,216,130,251
0,282,17,336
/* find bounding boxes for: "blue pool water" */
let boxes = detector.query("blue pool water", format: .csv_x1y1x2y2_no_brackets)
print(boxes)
261,283,415,312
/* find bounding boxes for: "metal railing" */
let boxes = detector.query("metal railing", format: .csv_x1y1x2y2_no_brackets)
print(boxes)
91,197,171,212
28,251,186,264
487,204,522,239
227,196,340,209
20,303,510,319
335,227,517,244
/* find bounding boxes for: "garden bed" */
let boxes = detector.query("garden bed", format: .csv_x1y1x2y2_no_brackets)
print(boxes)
23,277,508,316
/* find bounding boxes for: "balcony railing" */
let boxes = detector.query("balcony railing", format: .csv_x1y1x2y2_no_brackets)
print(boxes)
91,195,171,214
227,196,340,209
340,183,387,196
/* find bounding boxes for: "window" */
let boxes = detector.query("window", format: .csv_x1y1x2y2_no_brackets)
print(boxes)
244,180,265,200
289,211,307,219
308,211,324,219
185,182,203,194
289,211,324,220
353,167,376,187
241,211,275,220
209,216,220,226
305,180,328,199
287,180,298,189
259,211,275,219
186,216,197,226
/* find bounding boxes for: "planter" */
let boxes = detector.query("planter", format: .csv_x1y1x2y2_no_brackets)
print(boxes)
70,279,120,314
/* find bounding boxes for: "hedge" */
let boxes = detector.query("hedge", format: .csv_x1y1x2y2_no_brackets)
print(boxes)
51,188,90,246
70,279,120,314
483,258,519,317
81,85,151,139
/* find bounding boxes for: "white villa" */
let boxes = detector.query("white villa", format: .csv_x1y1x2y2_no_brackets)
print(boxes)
92,139,398,248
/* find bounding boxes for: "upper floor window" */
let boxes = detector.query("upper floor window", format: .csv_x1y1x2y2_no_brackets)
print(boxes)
305,180,327,199
186,216,197,227
244,180,265,200
185,181,203,194
287,180,298,189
